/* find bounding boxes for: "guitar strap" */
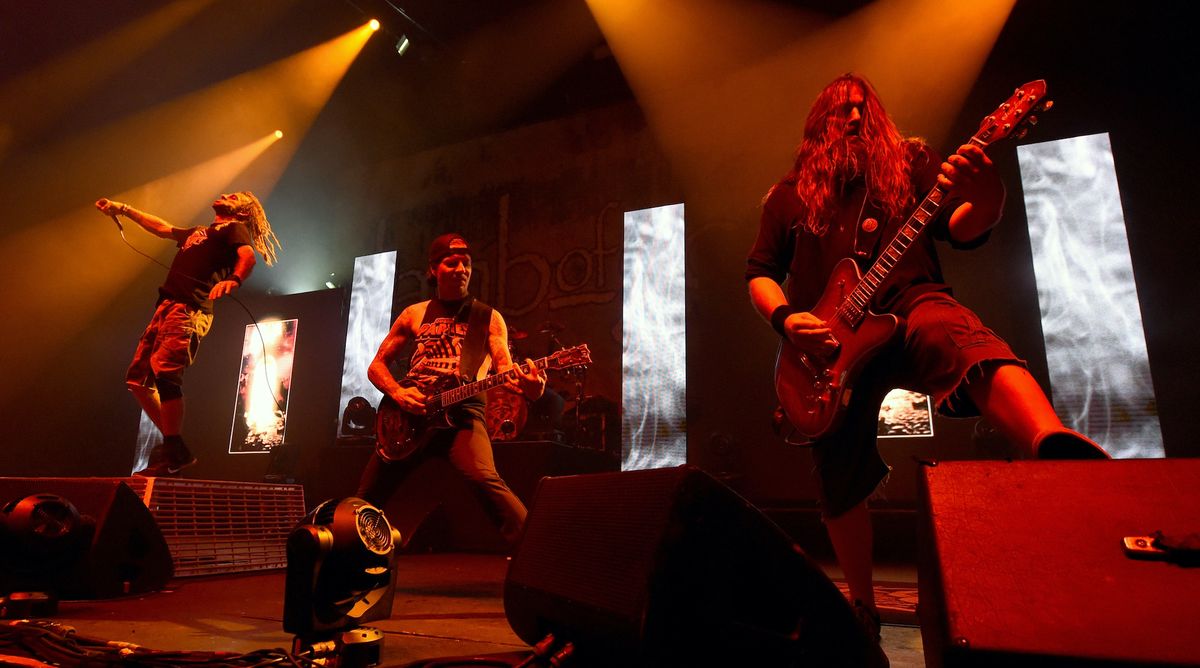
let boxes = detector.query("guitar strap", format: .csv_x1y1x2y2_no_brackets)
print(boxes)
458,297,493,382
851,186,883,260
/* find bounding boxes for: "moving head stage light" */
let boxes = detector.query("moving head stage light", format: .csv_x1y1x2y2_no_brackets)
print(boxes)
284,497,401,667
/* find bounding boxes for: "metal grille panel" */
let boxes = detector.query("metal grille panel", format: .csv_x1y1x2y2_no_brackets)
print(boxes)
123,478,305,577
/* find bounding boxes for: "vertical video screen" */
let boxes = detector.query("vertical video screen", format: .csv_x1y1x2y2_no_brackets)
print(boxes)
229,319,297,453
622,203,687,470
336,251,396,440
1018,132,1163,458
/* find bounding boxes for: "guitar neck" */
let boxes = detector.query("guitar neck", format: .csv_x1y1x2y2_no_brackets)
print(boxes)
435,356,550,407
840,136,990,324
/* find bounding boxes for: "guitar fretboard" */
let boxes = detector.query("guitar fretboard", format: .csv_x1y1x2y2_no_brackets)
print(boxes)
436,357,551,407
836,185,948,326
836,136,990,327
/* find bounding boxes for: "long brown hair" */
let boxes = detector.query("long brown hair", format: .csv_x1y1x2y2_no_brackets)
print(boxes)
233,191,281,266
779,74,919,236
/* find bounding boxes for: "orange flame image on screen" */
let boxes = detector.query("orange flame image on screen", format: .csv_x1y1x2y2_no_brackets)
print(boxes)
235,319,296,451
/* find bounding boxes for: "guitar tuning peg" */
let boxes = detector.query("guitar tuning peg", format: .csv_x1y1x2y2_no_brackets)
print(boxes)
1015,128,1029,139
1042,100,1054,111
1028,115,1039,125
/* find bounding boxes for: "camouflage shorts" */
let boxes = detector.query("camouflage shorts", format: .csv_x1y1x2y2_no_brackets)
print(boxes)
126,300,213,387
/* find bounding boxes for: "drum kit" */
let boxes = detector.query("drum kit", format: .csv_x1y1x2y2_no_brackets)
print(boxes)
484,321,616,454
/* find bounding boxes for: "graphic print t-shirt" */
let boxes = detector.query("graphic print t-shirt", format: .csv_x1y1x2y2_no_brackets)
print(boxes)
407,298,485,420
160,221,253,312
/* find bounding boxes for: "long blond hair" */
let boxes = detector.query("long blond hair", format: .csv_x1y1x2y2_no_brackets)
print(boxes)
781,74,919,236
233,191,281,266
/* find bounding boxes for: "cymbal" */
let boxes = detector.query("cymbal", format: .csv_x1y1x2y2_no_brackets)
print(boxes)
508,325,528,340
538,321,564,333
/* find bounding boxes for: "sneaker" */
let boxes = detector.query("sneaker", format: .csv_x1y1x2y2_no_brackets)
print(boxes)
133,461,180,477
134,444,175,477
163,438,198,474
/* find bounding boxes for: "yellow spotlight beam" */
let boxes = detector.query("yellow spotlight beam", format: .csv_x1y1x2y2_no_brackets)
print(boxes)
246,21,378,200
0,0,213,161
0,132,280,406
808,0,1018,149
1,21,377,232
586,0,1016,214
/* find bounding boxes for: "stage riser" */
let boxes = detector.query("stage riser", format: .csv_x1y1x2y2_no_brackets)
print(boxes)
123,477,306,577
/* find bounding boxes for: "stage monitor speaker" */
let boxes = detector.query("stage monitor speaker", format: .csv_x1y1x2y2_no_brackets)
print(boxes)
504,465,876,667
918,459,1200,667
0,478,173,599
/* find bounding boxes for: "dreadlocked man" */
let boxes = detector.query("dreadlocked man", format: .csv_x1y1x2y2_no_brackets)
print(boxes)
96,192,281,476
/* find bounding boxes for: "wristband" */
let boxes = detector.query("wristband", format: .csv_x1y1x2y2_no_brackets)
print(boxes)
770,305,795,337
228,274,243,285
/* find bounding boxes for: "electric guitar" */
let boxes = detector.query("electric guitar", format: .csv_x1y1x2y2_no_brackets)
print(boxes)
776,80,1052,441
375,344,592,461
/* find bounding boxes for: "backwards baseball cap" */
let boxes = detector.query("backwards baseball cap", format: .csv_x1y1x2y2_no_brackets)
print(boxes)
428,233,471,265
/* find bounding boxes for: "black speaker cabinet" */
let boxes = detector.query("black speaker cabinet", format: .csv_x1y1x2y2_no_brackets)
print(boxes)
504,465,874,667
918,459,1200,667
0,478,173,599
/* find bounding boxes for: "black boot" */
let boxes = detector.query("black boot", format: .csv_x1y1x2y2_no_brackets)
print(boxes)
1034,429,1111,460
852,600,889,668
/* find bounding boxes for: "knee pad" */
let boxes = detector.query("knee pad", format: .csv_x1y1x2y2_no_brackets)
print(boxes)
155,374,183,401
126,380,152,395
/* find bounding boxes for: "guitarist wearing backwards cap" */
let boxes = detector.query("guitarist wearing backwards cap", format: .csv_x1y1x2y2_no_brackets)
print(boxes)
745,74,1109,659
356,233,546,550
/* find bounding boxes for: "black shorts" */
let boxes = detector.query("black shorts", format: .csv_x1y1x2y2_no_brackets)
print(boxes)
810,292,1024,518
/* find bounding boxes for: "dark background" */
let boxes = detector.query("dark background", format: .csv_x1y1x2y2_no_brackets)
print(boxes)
1,1,1195,527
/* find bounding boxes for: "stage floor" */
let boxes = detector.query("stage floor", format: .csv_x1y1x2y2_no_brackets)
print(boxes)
5,553,924,667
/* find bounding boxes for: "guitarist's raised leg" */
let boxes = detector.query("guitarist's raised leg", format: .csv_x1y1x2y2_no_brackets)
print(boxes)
965,363,1109,460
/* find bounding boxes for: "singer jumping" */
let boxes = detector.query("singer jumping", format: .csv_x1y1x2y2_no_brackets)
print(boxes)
96,193,281,476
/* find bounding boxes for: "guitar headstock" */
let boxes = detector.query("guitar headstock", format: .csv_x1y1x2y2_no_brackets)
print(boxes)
973,79,1052,147
547,344,592,370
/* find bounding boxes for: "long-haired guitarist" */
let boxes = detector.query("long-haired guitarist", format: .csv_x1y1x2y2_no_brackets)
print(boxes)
355,233,546,550
745,74,1109,653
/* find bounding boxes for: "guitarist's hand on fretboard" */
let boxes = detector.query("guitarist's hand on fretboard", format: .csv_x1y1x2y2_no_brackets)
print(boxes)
507,357,547,400
940,143,1005,243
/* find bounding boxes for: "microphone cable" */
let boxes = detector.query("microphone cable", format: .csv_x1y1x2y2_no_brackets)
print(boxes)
109,214,286,416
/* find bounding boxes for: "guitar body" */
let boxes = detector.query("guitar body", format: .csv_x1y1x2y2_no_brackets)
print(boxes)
375,383,455,462
373,344,594,462
775,257,899,441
